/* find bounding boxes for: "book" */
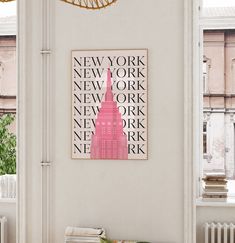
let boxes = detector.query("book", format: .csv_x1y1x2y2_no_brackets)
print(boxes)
204,188,228,192
203,191,227,196
65,227,105,237
204,172,226,179
205,185,227,190
202,178,227,181
64,227,106,243
202,197,227,202
64,237,101,243
202,194,227,198
204,180,227,185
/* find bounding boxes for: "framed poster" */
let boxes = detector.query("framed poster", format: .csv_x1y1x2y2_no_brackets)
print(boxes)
72,49,148,160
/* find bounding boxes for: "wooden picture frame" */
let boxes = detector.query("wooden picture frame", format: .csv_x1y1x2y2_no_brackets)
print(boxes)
72,49,148,160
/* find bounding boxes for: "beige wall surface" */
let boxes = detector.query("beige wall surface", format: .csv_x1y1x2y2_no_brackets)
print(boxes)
53,0,184,242
225,32,235,94
24,0,184,243
204,32,225,94
21,2,235,243
0,37,16,96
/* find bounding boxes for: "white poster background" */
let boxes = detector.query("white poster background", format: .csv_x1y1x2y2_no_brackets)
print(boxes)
72,49,148,159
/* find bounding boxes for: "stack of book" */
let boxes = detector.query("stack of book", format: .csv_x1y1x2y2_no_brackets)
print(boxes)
202,172,228,201
64,227,106,243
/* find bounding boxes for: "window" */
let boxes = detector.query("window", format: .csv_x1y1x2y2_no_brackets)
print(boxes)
199,1,235,198
0,4,17,199
203,122,207,155
202,61,207,93
202,56,210,94
107,126,111,135
102,126,106,135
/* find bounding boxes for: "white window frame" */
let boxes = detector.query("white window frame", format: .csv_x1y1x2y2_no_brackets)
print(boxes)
184,0,199,242
184,1,235,241
17,1,27,242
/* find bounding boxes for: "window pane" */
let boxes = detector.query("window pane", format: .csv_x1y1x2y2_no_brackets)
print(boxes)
202,29,235,180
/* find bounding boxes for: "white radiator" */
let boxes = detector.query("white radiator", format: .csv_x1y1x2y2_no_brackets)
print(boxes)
0,217,7,243
205,222,235,243
0,175,16,198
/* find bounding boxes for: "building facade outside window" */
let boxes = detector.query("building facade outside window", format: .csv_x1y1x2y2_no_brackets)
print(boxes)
0,15,17,198
202,29,235,180
0,16,16,118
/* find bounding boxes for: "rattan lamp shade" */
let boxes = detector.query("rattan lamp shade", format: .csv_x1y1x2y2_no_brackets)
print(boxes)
0,0,15,2
61,0,117,10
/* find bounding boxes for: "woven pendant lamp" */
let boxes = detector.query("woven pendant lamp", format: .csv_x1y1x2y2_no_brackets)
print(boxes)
61,0,117,10
0,0,15,2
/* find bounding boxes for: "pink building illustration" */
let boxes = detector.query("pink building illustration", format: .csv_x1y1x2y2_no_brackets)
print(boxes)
90,68,128,160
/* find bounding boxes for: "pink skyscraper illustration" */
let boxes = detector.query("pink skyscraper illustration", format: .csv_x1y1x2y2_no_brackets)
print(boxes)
90,68,128,160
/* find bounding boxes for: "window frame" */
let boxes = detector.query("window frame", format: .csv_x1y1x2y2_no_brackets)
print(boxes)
198,20,235,198
184,1,235,243
184,0,198,242
17,0,27,242
17,0,55,243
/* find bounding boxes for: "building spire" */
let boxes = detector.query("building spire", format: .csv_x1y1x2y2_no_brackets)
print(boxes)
105,68,114,101
90,68,128,160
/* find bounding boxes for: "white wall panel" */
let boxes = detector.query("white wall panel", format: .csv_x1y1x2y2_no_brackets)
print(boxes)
53,0,184,242
23,0,185,242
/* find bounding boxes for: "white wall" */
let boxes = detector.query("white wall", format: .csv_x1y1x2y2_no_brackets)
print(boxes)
24,0,185,242
53,0,184,242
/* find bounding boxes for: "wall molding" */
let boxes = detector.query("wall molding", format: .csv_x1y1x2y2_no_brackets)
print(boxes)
18,0,54,242
17,0,27,242
17,0,199,242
